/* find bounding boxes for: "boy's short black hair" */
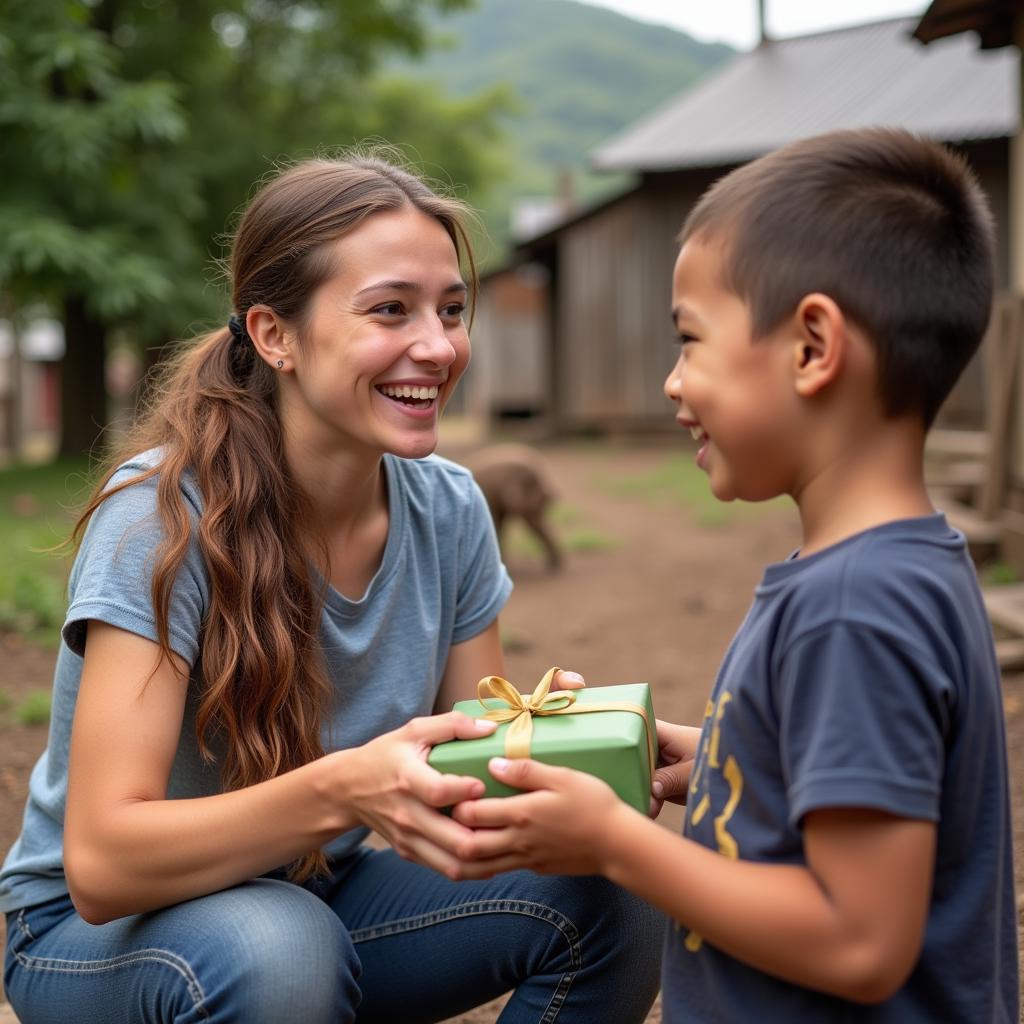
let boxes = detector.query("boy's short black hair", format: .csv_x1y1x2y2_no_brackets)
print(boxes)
680,128,995,427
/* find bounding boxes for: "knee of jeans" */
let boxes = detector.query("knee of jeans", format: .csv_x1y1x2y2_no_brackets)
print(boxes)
556,875,665,963
197,880,361,1022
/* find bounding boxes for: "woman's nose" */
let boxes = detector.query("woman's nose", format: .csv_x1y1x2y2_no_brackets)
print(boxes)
412,317,458,367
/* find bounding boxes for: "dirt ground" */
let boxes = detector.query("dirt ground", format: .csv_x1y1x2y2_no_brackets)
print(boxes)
0,437,1022,1023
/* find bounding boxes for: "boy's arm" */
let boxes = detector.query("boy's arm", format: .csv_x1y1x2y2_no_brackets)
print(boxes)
453,758,935,1004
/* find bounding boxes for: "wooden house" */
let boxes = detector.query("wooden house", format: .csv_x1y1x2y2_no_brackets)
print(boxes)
911,0,1024,633
0,319,62,462
468,16,1018,435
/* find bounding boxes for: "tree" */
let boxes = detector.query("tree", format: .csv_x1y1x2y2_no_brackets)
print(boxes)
0,1,190,456
0,0,505,459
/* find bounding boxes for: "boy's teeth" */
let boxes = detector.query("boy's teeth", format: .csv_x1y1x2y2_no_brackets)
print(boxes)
379,384,439,400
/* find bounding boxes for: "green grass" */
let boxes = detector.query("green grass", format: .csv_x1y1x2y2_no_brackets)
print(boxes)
550,503,586,528
590,452,788,526
0,457,94,645
562,527,617,553
981,560,1020,586
500,627,533,655
0,687,50,728
503,503,617,561
14,691,52,727
504,522,551,561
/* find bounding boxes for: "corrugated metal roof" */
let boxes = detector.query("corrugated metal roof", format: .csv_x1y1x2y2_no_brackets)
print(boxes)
591,17,1018,173
913,0,1016,49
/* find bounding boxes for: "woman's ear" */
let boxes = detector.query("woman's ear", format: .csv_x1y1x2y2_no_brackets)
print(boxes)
791,293,846,397
246,306,293,372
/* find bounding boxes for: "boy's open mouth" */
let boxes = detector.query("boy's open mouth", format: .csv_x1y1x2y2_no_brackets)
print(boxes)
377,384,439,410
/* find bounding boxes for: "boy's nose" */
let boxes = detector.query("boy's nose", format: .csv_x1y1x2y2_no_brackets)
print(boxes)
664,354,685,402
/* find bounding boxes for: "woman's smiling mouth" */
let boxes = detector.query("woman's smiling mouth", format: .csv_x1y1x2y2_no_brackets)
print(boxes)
377,383,440,410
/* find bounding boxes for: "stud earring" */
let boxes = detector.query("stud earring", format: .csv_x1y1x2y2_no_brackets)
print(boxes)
276,359,284,369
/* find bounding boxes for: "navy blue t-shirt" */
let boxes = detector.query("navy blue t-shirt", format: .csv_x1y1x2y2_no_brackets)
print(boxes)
662,514,1019,1022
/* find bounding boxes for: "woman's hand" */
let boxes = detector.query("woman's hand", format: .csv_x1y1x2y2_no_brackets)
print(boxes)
450,757,631,879
337,712,499,878
342,670,583,871
549,669,585,691
650,720,703,817
354,665,583,880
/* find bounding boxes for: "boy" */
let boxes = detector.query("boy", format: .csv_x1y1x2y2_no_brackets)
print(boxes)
451,128,1020,1021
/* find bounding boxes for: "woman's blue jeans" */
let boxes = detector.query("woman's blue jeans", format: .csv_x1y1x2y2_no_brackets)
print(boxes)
4,846,664,1023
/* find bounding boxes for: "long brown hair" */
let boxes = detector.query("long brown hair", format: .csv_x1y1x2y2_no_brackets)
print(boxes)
72,154,478,880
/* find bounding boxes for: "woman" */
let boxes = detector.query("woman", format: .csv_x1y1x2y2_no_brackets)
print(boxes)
1,154,662,1023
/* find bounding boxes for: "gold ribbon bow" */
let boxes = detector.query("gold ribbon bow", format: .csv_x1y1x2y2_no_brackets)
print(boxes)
476,667,656,776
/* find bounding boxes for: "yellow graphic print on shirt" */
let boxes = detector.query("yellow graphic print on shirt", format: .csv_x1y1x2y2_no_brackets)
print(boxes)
682,690,744,953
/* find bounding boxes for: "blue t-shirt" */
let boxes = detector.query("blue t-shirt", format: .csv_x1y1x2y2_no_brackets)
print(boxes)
0,451,512,914
662,514,1019,1023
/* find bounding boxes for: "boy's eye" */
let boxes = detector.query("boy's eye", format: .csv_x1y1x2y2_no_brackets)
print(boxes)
673,332,697,347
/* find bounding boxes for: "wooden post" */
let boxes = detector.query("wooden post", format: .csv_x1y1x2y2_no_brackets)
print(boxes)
9,317,22,462
980,295,1023,519
1,301,23,463
1012,14,1024,490
1012,15,1024,290
756,0,769,46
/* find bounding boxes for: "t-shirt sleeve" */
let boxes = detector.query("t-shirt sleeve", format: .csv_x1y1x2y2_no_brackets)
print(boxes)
450,477,513,644
778,621,950,828
62,470,208,668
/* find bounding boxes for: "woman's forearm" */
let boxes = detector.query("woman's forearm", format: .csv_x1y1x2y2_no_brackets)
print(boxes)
65,750,356,924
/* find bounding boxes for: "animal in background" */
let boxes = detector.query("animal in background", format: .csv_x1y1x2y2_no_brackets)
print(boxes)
464,444,563,572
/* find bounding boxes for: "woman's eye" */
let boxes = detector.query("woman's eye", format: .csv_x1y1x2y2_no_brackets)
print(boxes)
673,332,697,347
441,303,466,320
371,302,404,317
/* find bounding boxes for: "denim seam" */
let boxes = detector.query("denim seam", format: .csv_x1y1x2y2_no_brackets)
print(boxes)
348,898,579,1023
13,947,210,1020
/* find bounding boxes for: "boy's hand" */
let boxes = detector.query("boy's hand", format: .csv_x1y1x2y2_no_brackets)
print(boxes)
450,757,629,878
650,720,703,817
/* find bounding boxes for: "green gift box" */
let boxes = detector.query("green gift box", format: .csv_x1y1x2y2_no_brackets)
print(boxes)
428,673,656,814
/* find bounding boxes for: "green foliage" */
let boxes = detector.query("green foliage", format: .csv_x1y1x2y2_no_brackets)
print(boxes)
0,457,92,645
0,685,53,729
15,691,52,727
0,0,505,343
1,0,730,450
0,2,191,323
0,570,66,634
982,561,1019,586
395,0,734,252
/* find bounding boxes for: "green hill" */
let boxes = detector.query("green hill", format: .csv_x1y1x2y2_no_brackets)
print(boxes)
395,0,734,249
